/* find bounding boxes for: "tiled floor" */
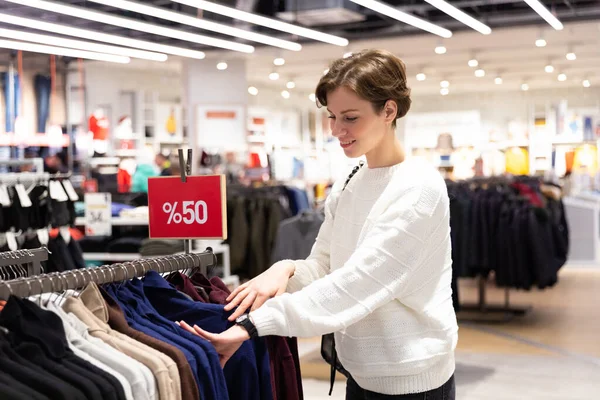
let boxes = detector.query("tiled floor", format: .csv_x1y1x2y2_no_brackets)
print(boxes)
303,352,600,399
300,267,600,399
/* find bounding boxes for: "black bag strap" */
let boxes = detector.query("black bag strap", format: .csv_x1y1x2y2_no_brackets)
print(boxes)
327,161,364,396
343,161,365,191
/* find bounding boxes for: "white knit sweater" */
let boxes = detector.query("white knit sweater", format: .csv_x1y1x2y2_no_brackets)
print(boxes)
250,157,458,395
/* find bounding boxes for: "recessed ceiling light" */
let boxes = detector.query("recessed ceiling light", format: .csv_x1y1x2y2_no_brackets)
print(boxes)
521,83,529,91
535,38,547,47
248,86,258,95
566,52,576,61
495,77,503,84
216,61,228,70
286,81,296,89
440,87,449,95
558,73,567,81
475,69,485,77
269,72,280,80
416,73,426,81
583,79,591,88
440,80,450,88
468,58,478,67
281,90,290,99
309,93,316,102
435,45,447,54
273,57,285,66
545,64,554,73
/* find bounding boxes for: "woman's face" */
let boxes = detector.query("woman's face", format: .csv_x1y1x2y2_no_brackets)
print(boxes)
326,86,393,159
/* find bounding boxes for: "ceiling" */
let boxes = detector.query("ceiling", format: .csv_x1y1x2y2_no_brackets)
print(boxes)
0,0,598,96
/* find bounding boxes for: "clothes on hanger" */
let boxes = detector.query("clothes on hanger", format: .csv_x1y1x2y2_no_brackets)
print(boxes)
271,210,324,264
0,265,303,399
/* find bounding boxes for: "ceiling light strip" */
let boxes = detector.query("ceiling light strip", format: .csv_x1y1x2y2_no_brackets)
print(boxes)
171,0,349,46
89,0,301,51
5,0,254,53
424,0,491,35
0,12,205,59
522,0,563,30
0,38,130,63
0,27,167,61
350,0,452,38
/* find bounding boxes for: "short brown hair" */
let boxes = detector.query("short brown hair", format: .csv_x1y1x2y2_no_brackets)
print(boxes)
315,49,411,127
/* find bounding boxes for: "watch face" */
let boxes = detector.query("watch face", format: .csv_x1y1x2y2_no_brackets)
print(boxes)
236,315,248,324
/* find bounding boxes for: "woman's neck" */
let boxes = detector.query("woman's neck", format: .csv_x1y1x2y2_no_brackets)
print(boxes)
365,131,405,168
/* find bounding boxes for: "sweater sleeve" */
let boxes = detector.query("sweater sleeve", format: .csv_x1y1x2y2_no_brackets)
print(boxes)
250,180,448,338
285,181,343,293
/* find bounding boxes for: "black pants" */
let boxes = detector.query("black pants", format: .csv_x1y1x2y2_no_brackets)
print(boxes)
346,375,455,400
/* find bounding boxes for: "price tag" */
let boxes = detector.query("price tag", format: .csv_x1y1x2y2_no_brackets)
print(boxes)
62,180,80,202
84,193,112,237
14,184,33,208
0,185,11,206
5,231,17,251
37,228,49,246
147,175,227,239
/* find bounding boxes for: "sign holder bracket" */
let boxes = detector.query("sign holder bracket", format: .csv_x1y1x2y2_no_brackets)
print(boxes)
178,148,193,255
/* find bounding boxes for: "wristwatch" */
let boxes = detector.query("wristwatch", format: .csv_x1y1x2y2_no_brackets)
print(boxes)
235,314,258,338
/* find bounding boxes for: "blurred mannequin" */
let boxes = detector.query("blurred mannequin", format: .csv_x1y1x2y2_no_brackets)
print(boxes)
89,108,109,155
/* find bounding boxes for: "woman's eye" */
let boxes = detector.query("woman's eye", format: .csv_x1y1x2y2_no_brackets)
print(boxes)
345,117,358,122
328,115,335,119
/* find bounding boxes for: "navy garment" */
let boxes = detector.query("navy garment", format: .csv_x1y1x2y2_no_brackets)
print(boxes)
142,271,273,400
106,282,228,400
104,285,202,383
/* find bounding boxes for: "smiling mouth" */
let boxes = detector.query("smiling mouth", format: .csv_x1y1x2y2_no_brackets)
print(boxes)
340,140,356,149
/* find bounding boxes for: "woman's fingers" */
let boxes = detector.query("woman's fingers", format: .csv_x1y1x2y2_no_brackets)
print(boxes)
178,320,199,336
250,293,270,312
228,291,258,321
226,281,250,302
192,324,218,340
224,286,251,311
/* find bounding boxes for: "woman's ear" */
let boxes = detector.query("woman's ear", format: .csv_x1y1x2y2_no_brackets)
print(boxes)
384,100,398,124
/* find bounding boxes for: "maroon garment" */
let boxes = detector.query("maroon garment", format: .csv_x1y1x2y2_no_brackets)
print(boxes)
97,287,200,400
169,273,304,400
511,182,544,207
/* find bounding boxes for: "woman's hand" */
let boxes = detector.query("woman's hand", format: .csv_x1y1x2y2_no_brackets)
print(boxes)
177,321,249,368
224,261,295,321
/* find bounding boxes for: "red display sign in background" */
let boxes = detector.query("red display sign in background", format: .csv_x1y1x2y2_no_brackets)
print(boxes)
148,175,227,240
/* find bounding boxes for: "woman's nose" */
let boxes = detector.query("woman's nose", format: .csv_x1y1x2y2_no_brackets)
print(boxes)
331,122,346,138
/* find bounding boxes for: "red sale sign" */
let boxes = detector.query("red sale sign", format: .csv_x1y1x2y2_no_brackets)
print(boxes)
147,175,227,240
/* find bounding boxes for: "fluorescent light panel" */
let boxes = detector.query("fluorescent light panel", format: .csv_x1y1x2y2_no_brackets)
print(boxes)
171,0,349,46
89,0,301,51
424,0,491,35
522,0,563,30
350,0,452,38
5,0,254,53
0,38,130,63
0,12,205,59
0,27,167,61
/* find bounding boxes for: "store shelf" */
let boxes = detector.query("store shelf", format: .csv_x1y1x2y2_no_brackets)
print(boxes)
75,217,149,226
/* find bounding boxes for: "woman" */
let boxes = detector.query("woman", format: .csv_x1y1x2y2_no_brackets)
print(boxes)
179,49,458,399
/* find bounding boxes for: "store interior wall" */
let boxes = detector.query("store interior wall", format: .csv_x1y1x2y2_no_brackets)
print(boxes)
67,62,182,134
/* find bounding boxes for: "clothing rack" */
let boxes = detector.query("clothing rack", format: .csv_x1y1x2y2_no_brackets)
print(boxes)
0,171,72,185
0,158,44,172
0,249,216,300
458,277,532,323
0,248,48,278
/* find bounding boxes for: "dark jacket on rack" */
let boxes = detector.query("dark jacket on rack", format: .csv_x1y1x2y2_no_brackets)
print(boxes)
168,272,303,400
0,297,127,400
142,271,273,400
96,285,200,400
